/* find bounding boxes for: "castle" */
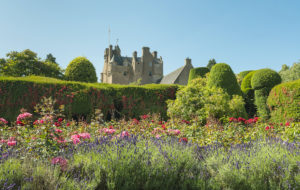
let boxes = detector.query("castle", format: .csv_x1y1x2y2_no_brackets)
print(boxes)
101,45,163,84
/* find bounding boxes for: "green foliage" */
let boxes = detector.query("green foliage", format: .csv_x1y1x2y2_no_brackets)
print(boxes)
254,88,270,120
1,136,300,189
45,53,57,64
65,57,97,83
0,76,178,122
207,58,216,70
251,69,281,120
241,71,257,117
267,79,300,122
279,62,300,82
188,67,209,84
241,71,256,93
251,69,281,91
0,49,63,79
207,63,242,97
167,77,247,123
238,70,253,86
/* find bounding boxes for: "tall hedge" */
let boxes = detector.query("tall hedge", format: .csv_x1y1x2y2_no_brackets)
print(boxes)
188,67,209,84
207,63,242,97
241,71,257,117
251,69,281,120
267,79,300,122
65,57,97,83
0,76,178,122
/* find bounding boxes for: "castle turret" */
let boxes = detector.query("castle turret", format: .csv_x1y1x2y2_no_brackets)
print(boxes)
133,51,137,59
142,47,150,57
152,51,157,59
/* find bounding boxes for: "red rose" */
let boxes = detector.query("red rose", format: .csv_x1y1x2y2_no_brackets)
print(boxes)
265,126,270,130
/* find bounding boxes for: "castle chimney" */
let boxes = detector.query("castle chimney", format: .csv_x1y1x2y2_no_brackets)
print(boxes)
152,51,157,58
185,57,191,65
142,47,150,57
133,51,137,58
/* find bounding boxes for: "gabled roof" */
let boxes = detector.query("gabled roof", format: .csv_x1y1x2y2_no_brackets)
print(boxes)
160,66,185,84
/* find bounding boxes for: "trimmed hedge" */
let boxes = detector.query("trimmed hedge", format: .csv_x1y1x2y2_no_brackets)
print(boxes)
0,76,179,122
251,69,282,120
207,63,242,97
267,79,300,122
188,67,210,84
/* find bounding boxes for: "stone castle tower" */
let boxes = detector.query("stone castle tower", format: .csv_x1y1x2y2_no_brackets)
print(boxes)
101,45,163,84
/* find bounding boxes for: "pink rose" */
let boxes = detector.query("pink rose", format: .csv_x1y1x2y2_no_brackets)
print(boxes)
7,140,16,146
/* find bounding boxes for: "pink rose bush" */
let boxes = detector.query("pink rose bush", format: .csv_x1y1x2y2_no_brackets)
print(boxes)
0,117,8,125
16,112,32,122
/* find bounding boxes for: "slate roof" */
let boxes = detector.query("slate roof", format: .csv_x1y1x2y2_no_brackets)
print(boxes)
160,65,185,84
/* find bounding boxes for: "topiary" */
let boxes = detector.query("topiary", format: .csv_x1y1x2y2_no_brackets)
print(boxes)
65,57,97,83
188,67,209,84
241,71,256,93
207,63,242,97
240,71,257,117
267,79,300,122
251,69,281,120
238,70,253,85
251,69,282,91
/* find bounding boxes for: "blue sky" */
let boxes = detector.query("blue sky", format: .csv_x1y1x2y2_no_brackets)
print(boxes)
1,0,300,82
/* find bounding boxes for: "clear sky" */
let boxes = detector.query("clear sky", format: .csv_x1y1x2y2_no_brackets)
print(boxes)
1,0,300,82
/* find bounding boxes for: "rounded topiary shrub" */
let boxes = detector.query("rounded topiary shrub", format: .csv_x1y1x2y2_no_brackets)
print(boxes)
237,70,253,85
65,57,97,83
267,79,300,122
241,71,257,117
251,69,281,120
188,67,209,84
251,69,281,91
207,63,242,97
241,71,256,93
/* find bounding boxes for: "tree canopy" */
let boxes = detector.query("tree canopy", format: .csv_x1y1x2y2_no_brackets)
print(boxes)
0,49,63,79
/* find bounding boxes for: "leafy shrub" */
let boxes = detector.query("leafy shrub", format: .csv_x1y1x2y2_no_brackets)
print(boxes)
188,67,209,84
251,69,281,119
65,57,97,83
167,77,247,124
279,62,300,82
241,71,257,117
207,63,242,97
267,79,300,122
0,76,178,122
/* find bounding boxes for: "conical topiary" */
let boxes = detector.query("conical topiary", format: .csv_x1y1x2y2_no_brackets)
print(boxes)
207,63,242,97
188,67,209,84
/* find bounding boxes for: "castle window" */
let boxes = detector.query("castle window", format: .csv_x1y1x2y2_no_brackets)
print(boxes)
149,72,152,76
123,71,127,76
